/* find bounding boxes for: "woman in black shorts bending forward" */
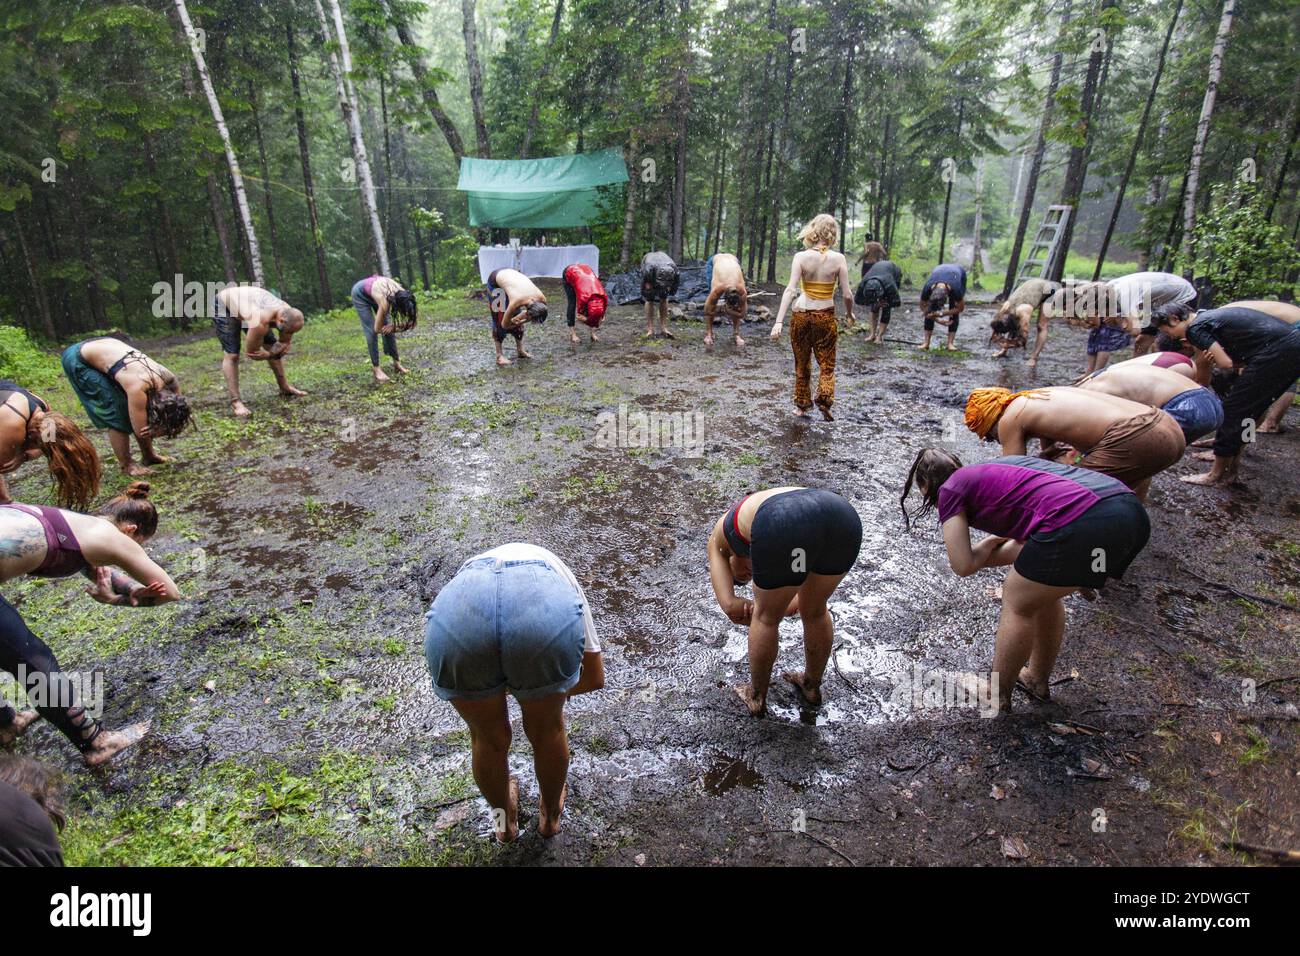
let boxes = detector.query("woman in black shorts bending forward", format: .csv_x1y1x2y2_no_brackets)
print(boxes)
708,487,862,716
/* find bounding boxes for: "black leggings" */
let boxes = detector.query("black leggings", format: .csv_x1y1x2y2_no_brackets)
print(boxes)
0,594,95,750
1216,344,1300,457
564,278,578,327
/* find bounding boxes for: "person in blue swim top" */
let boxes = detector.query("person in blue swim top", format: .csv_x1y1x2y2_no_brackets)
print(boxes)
919,263,966,351
1077,360,1223,445
424,542,604,842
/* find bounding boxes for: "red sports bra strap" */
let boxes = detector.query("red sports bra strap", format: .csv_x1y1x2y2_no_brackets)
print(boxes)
731,493,753,545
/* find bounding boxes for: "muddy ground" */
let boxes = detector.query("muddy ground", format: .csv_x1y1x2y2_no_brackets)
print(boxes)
4,282,1298,866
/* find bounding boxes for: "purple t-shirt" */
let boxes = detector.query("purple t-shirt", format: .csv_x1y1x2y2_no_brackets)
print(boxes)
937,455,1131,540
361,275,382,299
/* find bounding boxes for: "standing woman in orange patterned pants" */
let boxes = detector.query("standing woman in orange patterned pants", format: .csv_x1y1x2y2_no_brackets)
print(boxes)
770,214,855,421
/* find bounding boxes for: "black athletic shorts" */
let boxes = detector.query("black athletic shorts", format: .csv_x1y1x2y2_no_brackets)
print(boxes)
1013,494,1150,589
213,313,276,355
750,489,863,590
924,313,961,333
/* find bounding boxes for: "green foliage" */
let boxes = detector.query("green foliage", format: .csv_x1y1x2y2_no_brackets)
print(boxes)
1181,183,1300,302
0,325,61,388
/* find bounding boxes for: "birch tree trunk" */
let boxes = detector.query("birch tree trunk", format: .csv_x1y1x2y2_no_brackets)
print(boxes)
1181,0,1235,264
316,0,390,275
174,0,264,285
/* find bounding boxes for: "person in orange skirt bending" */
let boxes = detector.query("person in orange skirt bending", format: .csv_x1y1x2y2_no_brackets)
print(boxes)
769,214,854,421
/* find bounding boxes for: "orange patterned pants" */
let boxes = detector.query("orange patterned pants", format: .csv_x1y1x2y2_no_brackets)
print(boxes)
790,307,838,411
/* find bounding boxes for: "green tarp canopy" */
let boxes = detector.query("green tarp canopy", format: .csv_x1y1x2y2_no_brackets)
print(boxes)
457,148,628,228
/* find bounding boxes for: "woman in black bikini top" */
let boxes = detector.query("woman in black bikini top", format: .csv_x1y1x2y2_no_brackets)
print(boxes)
0,380,101,510
707,486,863,718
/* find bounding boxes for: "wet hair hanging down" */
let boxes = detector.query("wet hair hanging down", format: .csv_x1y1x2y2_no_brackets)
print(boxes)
388,289,419,331
900,447,963,531
147,390,193,439
29,412,101,511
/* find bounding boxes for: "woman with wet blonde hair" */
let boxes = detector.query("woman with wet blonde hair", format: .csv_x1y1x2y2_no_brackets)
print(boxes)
770,214,854,420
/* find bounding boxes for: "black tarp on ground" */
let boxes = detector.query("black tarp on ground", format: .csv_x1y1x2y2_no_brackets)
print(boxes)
604,259,719,305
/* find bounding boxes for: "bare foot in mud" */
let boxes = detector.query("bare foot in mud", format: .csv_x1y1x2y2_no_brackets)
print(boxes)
494,776,520,843
793,406,811,418
373,367,391,383
497,355,514,366
517,347,534,360
1192,450,1216,462
122,462,151,477
1180,471,1238,487
140,453,171,466
782,671,822,707
704,333,714,347
733,683,766,717
231,399,251,418
0,709,40,747
734,335,745,347
589,329,600,343
818,405,834,422
83,719,151,767
393,362,409,375
538,782,567,839
1016,668,1050,702
1190,437,1215,449
661,329,676,339
643,330,656,339
280,386,308,398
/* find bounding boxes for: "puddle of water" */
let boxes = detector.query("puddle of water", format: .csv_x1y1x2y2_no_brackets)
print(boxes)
702,752,764,795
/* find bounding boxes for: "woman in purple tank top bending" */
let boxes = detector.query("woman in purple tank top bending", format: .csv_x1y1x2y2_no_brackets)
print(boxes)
901,449,1151,715
0,483,180,766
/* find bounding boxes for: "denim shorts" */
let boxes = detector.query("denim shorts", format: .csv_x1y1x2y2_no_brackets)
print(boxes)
424,557,586,701
1161,388,1224,444
1087,324,1130,355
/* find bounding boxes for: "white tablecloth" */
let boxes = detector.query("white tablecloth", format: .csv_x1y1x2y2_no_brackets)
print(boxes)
477,245,599,282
